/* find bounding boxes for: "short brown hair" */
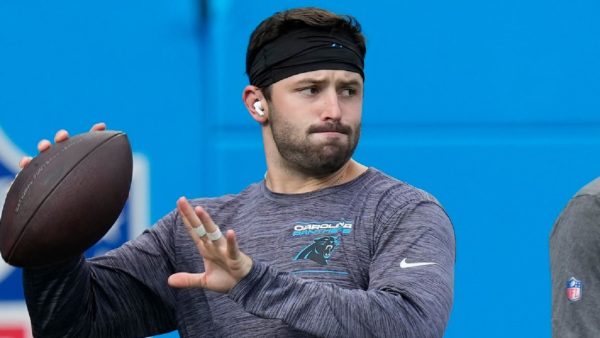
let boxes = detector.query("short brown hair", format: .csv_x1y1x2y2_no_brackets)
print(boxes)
246,7,366,100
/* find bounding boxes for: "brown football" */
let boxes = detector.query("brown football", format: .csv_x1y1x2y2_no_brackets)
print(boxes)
0,130,132,267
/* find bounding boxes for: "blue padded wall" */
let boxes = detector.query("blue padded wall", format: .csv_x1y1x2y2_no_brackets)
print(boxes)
1,0,600,336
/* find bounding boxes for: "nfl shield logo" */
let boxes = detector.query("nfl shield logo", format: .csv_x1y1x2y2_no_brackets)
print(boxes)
566,277,582,302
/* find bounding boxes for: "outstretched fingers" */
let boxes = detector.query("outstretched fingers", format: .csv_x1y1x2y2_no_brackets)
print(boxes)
177,197,208,248
168,272,206,289
193,206,226,246
173,197,253,292
226,230,240,260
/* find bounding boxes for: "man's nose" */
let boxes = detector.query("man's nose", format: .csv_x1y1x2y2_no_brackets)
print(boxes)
320,89,342,121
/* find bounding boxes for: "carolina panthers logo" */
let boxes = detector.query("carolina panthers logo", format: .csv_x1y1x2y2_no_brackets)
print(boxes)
294,236,340,265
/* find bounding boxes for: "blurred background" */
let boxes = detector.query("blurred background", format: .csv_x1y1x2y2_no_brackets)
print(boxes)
1,0,599,337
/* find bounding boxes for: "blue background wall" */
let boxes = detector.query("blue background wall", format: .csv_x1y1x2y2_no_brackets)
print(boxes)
1,0,600,336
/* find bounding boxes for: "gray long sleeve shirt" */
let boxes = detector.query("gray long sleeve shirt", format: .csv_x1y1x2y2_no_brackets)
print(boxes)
23,168,455,337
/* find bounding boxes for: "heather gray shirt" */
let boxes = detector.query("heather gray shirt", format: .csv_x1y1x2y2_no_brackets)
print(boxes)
551,177,600,337
24,168,455,337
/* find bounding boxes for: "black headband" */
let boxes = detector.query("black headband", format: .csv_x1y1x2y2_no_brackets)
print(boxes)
249,27,365,88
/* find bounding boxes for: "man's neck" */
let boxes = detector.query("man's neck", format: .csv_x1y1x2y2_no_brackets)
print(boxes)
264,160,368,194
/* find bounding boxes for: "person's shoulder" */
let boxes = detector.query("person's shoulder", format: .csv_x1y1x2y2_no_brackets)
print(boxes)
574,176,600,198
361,168,441,207
361,169,452,235
558,176,600,214
187,181,263,212
551,177,600,239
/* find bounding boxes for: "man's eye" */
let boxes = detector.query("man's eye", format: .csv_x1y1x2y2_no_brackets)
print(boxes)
341,88,356,97
299,87,319,95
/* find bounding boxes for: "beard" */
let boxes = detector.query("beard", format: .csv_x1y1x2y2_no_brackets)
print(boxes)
268,105,361,177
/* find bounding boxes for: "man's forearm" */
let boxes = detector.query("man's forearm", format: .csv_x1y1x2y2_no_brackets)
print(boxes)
229,260,452,338
24,256,95,337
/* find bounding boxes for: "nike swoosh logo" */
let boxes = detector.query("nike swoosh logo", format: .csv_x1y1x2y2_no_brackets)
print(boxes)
399,258,437,268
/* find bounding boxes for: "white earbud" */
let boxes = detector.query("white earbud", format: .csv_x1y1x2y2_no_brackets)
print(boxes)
253,101,265,117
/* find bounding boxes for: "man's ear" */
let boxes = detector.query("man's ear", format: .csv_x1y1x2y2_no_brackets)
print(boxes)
242,85,268,123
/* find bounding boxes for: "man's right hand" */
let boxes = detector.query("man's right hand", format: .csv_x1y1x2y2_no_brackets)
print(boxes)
18,122,107,169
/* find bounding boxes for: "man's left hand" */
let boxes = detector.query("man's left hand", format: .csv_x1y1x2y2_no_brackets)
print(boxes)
168,197,253,293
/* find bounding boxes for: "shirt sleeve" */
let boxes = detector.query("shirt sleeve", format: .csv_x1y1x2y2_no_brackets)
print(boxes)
228,200,455,338
550,194,600,337
23,210,180,338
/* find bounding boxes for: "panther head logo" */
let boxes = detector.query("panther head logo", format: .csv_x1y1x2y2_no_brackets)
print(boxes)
294,236,340,265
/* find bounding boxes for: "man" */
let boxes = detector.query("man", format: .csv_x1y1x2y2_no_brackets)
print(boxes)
550,178,600,337
20,7,455,337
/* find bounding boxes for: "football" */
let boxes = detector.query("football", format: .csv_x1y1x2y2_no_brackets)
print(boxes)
0,130,133,267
